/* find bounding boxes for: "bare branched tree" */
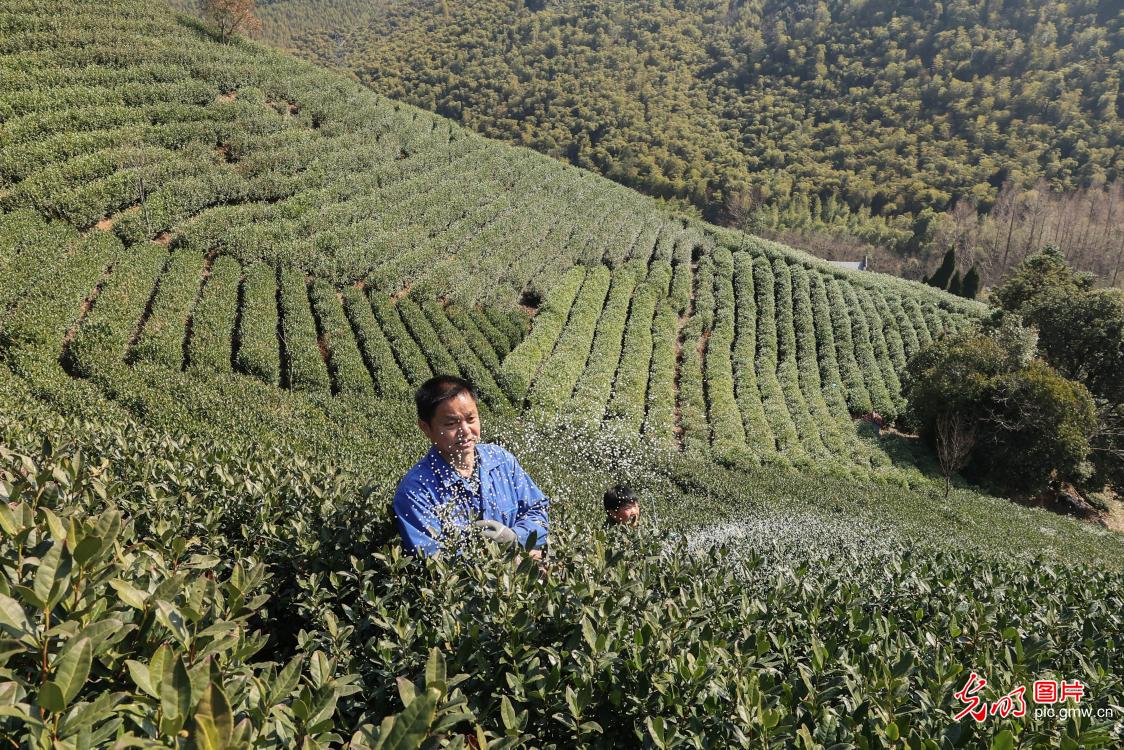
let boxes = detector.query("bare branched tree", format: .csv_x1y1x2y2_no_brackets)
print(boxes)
936,412,977,497
200,0,262,44
123,145,152,239
725,187,763,251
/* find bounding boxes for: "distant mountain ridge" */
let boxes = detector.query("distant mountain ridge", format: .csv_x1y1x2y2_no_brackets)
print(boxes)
231,0,1122,250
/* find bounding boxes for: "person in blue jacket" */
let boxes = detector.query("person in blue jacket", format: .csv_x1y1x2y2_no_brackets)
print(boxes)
393,374,549,558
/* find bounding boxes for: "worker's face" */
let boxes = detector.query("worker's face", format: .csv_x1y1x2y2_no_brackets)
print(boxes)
419,391,481,460
607,501,640,526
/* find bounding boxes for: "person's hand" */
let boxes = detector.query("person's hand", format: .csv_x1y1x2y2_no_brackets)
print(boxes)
474,519,518,546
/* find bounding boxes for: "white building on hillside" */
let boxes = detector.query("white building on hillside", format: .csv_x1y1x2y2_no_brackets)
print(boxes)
829,254,869,271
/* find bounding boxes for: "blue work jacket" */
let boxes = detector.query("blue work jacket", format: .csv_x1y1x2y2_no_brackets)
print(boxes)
393,443,549,557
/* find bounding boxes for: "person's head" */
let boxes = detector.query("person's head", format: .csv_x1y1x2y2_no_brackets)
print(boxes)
603,483,640,526
415,375,481,461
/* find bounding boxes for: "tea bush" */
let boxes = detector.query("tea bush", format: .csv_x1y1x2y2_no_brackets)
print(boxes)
3,352,1124,747
568,264,641,422
309,278,374,399
187,254,242,375
341,287,410,400
605,277,660,435
527,266,610,412
130,248,206,370
502,268,585,402
278,267,330,393
370,295,432,388
65,242,166,378
421,299,510,410
233,263,280,386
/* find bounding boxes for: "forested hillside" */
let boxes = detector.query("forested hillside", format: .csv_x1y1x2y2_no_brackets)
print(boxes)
219,0,1123,278
1,1,1122,746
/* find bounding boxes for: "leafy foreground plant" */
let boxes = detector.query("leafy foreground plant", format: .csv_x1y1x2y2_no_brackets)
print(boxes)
2,430,1121,749
0,445,478,748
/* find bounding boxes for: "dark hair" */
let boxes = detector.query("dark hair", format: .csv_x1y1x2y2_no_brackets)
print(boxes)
415,375,478,423
603,483,638,512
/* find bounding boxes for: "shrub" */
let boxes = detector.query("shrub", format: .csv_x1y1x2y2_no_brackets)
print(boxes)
706,248,747,459
66,242,166,377
234,262,281,386
501,266,585,401
569,263,640,422
904,328,1098,494
397,298,460,381
527,265,610,411
751,256,805,461
421,300,510,409
0,231,119,360
0,445,355,748
608,277,660,434
730,251,775,455
824,279,873,415
772,257,826,456
186,254,241,374
341,286,410,400
278,268,330,393
309,278,374,398
370,294,432,387
642,298,678,443
677,253,712,453
130,248,206,370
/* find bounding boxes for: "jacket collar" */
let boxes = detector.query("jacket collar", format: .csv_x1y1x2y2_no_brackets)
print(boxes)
425,444,499,487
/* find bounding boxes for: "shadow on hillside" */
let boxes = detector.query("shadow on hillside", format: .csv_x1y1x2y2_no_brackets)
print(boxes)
857,421,943,478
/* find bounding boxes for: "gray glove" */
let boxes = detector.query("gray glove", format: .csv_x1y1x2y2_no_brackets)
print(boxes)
474,519,518,546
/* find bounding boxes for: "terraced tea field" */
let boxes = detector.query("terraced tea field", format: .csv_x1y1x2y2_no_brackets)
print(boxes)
3,204,977,469
0,0,981,473
1,1,1121,748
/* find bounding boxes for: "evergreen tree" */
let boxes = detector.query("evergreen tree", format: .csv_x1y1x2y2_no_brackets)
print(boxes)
962,265,981,299
928,249,957,290
948,270,963,296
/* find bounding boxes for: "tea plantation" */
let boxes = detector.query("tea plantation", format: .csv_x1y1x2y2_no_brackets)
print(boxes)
1,1,1122,747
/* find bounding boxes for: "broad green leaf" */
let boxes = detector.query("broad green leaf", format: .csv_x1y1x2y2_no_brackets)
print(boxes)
500,695,517,733
373,686,438,750
32,541,65,607
40,507,67,541
160,655,192,724
395,676,416,707
269,655,303,706
425,648,446,693
37,681,64,713
581,617,597,650
72,536,103,567
154,600,188,643
149,644,172,694
991,730,1014,750
0,501,19,534
0,594,30,634
55,637,92,705
127,660,157,699
565,686,580,719
309,650,331,688
193,681,233,750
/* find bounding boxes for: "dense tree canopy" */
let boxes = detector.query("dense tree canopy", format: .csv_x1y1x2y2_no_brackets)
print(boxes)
202,0,1122,258
992,247,1124,489
903,319,1098,495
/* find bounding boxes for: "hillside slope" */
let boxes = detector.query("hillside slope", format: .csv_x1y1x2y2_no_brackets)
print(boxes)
0,0,987,474
215,0,1123,241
